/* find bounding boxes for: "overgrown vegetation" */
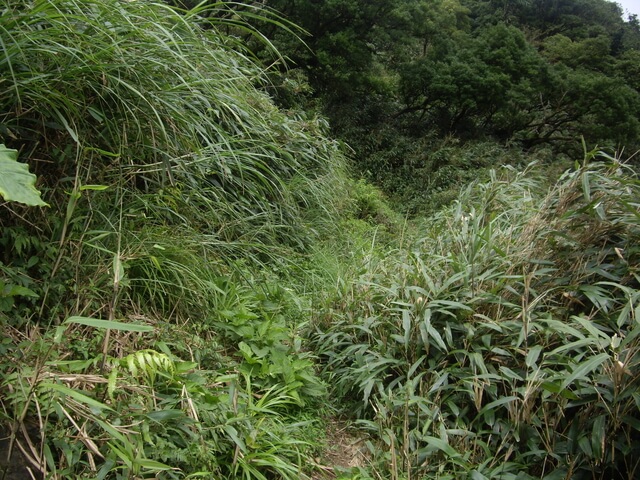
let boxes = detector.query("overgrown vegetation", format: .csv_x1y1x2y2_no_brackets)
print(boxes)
255,0,640,210
312,151,640,479
0,0,348,477
1,0,639,479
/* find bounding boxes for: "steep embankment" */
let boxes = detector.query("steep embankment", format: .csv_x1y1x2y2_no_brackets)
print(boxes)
0,0,354,478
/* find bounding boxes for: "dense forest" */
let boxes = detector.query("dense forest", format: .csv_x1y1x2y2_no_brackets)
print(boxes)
255,0,640,209
1,0,639,479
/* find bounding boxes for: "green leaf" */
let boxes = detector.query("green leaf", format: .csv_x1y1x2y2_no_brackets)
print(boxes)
402,309,412,346
578,435,592,456
572,315,609,342
64,316,153,332
135,459,175,471
0,144,48,206
106,441,133,469
543,468,569,480
423,310,447,351
113,255,125,287
581,170,591,202
560,352,609,391
622,415,640,432
577,285,612,313
525,345,543,368
499,366,523,381
223,424,246,452
541,381,561,394
477,396,518,417
470,471,489,480
1,284,39,298
238,341,255,361
423,435,460,458
79,184,109,191
591,415,606,461
43,444,57,475
43,382,113,412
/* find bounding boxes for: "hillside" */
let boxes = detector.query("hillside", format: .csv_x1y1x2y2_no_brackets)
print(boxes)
1,0,639,479
258,0,640,210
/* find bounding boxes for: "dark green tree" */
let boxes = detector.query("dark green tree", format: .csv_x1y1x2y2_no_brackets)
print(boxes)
232,0,640,201
396,23,543,138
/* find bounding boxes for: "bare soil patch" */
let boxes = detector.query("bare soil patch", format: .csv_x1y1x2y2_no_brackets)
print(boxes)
312,417,369,479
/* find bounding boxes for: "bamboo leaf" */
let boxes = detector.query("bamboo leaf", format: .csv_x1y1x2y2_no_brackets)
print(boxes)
423,435,460,458
525,345,543,368
79,184,109,191
577,285,612,313
64,316,153,332
408,355,427,378
135,458,176,471
106,441,133,469
428,372,449,394
402,309,412,346
499,366,523,381
145,410,188,422
43,383,113,412
560,353,609,391
477,396,518,417
423,312,447,351
578,435,592,456
571,315,609,341
581,170,591,202
591,415,606,461
222,424,246,452
113,254,125,288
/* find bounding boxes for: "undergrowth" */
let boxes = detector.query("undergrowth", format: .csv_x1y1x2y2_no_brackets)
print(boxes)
0,0,350,478
2,0,639,479
312,150,640,479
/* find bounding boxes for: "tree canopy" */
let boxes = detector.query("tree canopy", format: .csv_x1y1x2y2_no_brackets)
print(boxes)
252,0,640,204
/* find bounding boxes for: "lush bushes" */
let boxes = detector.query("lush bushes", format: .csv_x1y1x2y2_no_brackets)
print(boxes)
2,1,639,478
312,152,640,479
0,0,348,477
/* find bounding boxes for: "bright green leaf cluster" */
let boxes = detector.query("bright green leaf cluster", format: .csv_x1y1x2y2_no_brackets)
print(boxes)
0,144,47,206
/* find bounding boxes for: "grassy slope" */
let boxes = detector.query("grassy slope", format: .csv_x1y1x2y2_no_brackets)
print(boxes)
313,152,640,479
1,1,639,480
0,0,357,478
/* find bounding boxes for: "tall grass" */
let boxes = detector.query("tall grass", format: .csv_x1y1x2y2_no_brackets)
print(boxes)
0,0,349,319
0,0,346,477
312,152,640,479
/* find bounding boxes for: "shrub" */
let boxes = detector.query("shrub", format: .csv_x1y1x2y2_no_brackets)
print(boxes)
312,151,640,479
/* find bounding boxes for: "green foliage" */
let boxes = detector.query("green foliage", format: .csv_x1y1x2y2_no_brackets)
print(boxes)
398,23,543,138
1,0,344,248
265,0,403,100
211,280,327,406
0,0,351,318
348,179,402,229
0,0,349,477
312,153,640,478
0,320,321,479
3,0,640,478
363,139,538,214
0,144,47,206
254,0,640,205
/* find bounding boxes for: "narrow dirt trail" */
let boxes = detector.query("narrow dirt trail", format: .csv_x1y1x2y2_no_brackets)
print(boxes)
312,418,369,479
